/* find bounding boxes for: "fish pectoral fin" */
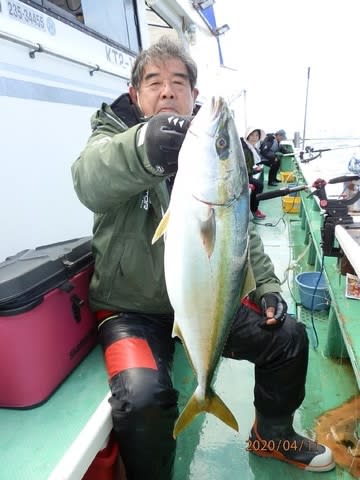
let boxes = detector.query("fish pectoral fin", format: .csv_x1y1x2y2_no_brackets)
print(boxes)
199,207,216,258
173,386,239,438
152,209,171,244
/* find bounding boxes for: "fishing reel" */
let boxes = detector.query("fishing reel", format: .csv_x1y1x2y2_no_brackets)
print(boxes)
300,144,360,163
257,175,360,257
309,175,360,257
299,146,331,163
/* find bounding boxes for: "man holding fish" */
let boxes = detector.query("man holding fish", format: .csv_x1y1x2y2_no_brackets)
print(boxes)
72,36,334,479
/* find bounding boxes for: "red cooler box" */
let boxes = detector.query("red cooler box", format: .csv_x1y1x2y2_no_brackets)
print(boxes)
0,237,98,408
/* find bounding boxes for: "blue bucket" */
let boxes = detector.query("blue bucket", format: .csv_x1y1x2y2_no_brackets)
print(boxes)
287,183,300,196
295,272,330,311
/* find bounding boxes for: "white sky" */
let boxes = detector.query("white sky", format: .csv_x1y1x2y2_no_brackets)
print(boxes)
215,0,360,139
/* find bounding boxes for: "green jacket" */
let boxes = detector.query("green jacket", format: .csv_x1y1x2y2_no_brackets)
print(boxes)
71,94,281,314
241,138,257,175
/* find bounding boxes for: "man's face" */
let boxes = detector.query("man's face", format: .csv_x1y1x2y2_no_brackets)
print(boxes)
129,59,198,117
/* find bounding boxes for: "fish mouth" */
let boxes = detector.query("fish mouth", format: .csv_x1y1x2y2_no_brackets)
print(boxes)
188,96,228,140
192,193,238,207
196,96,229,139
211,96,226,117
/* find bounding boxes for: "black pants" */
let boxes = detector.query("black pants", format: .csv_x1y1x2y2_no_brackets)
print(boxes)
249,175,264,213
261,158,280,184
98,306,308,480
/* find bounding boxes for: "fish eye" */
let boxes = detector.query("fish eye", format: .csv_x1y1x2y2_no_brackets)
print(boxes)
216,136,227,149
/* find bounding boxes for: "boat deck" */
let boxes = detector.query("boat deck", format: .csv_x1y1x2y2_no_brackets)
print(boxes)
1,167,359,479
174,178,359,479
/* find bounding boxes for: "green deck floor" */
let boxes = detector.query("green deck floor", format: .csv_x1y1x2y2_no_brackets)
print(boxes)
173,179,359,479
0,347,110,480
1,174,359,480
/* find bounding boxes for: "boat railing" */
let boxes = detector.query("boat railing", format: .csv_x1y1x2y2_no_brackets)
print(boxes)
0,29,129,80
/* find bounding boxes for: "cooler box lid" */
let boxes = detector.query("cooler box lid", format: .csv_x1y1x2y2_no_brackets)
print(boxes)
0,237,93,311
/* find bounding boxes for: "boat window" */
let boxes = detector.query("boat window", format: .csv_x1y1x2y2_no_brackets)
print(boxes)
81,0,139,51
24,0,140,52
42,0,84,23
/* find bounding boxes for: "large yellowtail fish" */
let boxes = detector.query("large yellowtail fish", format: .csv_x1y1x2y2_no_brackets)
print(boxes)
152,96,250,437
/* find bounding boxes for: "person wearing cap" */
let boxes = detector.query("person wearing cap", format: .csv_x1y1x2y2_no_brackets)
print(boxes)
260,129,287,186
241,126,266,219
276,129,287,139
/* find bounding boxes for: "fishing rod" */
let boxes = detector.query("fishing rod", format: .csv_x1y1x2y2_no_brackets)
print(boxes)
257,175,360,257
300,144,360,163
257,174,360,202
256,184,308,201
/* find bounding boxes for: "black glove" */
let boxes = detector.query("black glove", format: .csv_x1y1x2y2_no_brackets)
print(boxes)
260,293,287,329
144,113,192,175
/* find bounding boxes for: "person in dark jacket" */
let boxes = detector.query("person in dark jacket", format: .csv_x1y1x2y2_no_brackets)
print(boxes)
260,129,287,186
241,126,266,219
71,37,334,479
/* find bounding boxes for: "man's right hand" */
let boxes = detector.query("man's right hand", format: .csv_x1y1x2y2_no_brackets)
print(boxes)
260,293,287,329
144,113,192,175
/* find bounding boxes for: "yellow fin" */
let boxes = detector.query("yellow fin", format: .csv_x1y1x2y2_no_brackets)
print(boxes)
199,207,216,257
173,386,238,438
152,209,170,244
172,321,183,342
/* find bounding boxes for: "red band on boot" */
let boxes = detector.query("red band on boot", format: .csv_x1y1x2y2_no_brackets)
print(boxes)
104,337,158,379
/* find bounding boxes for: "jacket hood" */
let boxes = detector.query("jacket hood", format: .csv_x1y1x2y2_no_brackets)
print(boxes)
244,126,266,142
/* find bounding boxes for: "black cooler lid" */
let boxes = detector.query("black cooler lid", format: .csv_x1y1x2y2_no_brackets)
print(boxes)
0,236,93,312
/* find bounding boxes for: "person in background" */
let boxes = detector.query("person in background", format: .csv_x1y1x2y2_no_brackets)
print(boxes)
71,36,334,479
344,154,360,212
260,129,287,186
241,126,266,219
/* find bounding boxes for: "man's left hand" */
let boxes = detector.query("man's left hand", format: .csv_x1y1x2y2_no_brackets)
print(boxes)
260,293,287,329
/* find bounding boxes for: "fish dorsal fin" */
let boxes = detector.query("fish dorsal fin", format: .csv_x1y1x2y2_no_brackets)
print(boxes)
152,209,170,244
199,207,216,257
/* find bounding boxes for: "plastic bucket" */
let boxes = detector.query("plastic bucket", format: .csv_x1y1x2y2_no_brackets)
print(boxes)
287,183,300,196
295,272,330,311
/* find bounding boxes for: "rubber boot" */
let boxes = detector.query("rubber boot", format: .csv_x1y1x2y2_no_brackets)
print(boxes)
248,410,335,472
267,163,280,186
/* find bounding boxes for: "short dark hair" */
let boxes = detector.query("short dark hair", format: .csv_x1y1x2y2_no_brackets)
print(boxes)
130,36,198,90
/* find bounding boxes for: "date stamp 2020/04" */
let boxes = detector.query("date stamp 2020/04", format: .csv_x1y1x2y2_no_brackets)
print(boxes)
246,438,319,452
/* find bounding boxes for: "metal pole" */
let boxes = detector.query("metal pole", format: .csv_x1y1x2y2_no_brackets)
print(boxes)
243,89,247,132
302,67,310,149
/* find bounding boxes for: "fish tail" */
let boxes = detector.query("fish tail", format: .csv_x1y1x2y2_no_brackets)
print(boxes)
173,386,239,438
205,387,239,432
